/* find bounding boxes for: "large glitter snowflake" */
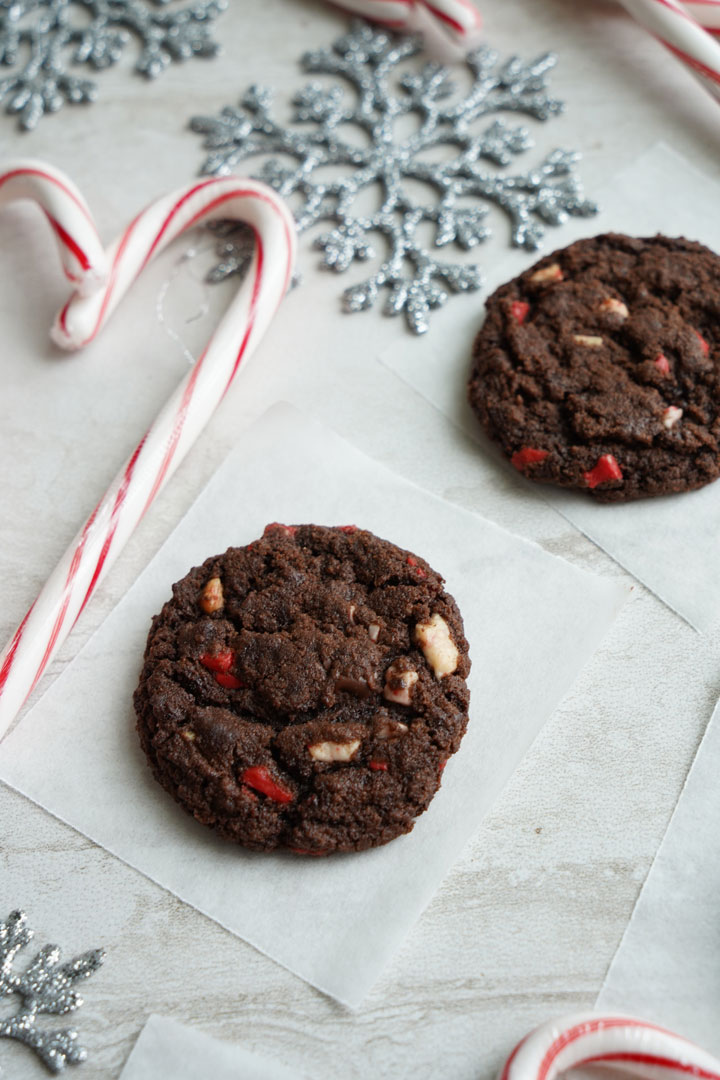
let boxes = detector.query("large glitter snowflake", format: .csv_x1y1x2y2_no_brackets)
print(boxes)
0,910,104,1073
191,21,598,334
0,0,226,130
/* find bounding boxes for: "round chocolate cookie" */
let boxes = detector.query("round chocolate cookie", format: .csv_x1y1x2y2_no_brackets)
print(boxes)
468,233,720,502
134,523,471,855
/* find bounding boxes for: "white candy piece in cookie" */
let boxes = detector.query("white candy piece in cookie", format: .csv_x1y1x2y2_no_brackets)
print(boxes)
663,405,683,429
572,334,604,347
529,263,563,284
373,716,409,739
383,663,418,706
598,297,629,319
200,576,224,614
308,740,361,762
414,614,459,679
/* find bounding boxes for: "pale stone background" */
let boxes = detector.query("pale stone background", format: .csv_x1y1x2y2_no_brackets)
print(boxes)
1,1,719,1076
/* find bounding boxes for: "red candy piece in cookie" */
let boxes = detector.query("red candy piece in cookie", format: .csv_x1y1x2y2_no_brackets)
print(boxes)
338,525,358,533
511,301,530,324
654,353,670,375
242,766,294,803
136,525,471,853
199,650,235,673
584,454,623,489
511,447,549,470
214,672,245,689
406,555,427,578
695,330,710,357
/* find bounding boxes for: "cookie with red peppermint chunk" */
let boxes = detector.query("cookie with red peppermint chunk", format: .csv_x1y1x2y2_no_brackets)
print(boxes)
467,233,720,502
133,524,471,855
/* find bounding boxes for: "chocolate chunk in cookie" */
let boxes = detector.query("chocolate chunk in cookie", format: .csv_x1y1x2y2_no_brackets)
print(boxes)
468,233,720,502
134,524,471,855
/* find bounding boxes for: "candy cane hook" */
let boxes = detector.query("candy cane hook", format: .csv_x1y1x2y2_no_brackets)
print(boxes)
500,1012,720,1080
0,168,297,736
0,159,107,294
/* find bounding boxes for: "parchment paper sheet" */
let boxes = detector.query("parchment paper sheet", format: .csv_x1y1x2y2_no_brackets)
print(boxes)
595,699,720,1048
0,404,627,1006
382,143,720,633
119,1015,299,1080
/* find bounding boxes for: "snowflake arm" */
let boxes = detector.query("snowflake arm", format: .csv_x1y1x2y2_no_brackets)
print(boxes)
303,21,421,116
0,0,226,129
317,209,483,334
0,910,104,1073
462,148,600,250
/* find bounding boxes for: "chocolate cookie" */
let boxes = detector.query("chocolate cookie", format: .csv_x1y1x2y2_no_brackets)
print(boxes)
134,523,471,855
468,233,720,502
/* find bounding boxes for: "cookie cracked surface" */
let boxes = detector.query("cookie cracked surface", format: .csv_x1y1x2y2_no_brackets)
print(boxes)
468,233,720,502
134,524,471,855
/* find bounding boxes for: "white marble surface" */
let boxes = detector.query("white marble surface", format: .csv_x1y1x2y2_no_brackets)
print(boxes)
1,1,720,1077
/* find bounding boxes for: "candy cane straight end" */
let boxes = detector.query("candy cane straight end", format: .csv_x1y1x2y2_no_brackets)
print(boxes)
500,1011,720,1080
50,304,86,351
48,268,108,351
76,266,108,299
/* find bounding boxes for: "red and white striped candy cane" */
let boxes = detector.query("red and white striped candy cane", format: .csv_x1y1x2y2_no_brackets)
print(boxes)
327,0,482,48
616,0,720,103
0,170,296,737
419,0,482,39
499,1012,720,1080
683,1,720,33
0,160,107,294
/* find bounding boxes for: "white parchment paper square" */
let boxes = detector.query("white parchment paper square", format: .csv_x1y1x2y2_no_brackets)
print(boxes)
0,404,627,1006
596,699,720,1048
383,144,720,633
119,1015,299,1080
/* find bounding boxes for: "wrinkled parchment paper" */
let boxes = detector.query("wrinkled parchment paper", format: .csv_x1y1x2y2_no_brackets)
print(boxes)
0,404,628,1006
596,698,720,1048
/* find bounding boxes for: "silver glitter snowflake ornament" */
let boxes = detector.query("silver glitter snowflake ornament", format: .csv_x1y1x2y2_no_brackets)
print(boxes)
0,0,226,130
0,910,104,1073
191,21,599,334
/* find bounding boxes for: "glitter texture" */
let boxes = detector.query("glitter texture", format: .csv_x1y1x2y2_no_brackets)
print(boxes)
0,0,226,130
191,21,598,333
0,910,104,1073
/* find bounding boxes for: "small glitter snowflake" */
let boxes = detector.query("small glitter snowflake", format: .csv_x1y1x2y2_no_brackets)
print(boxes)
191,21,598,333
0,0,226,130
0,910,104,1073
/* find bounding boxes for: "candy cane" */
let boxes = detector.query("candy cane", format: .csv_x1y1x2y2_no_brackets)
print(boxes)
616,0,720,104
327,0,482,47
683,1,720,32
420,0,482,38
499,1012,720,1080
0,160,107,294
0,170,296,737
